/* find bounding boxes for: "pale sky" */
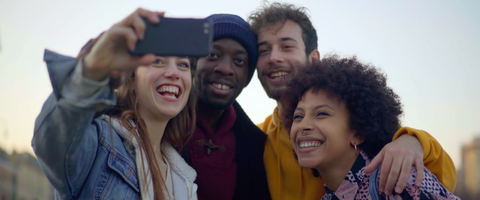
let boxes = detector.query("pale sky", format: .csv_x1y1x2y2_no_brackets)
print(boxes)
0,0,479,168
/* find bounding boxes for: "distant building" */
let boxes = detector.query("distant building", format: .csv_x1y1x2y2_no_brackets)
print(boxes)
0,147,54,200
456,136,480,199
0,159,15,200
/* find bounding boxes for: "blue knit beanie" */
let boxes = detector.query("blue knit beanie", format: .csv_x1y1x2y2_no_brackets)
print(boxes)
206,14,258,86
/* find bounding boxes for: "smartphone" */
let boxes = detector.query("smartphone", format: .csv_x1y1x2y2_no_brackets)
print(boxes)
129,17,213,57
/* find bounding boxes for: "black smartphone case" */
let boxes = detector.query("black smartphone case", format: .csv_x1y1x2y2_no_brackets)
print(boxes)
130,17,213,57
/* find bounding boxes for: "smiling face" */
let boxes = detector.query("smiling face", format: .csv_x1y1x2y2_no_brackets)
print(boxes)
194,38,249,109
135,56,192,121
290,89,358,169
256,20,312,101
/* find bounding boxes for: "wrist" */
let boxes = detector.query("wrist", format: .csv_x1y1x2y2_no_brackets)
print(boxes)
401,134,424,155
82,56,109,82
78,33,110,82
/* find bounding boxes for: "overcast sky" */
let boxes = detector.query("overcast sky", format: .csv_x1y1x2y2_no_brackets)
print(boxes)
1,0,479,168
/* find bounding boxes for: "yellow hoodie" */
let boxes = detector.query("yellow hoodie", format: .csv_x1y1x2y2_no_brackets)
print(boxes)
258,107,457,200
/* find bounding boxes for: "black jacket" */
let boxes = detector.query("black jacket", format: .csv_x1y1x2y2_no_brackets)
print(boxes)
182,101,271,200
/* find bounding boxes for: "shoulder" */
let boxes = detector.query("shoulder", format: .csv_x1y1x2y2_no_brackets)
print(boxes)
93,116,135,159
92,117,121,141
232,101,254,125
232,101,267,138
256,114,273,132
232,101,255,126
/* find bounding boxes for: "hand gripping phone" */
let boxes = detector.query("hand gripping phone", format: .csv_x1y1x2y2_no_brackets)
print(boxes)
129,17,213,57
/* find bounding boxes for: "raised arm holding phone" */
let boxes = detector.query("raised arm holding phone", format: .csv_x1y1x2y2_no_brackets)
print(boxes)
32,8,203,200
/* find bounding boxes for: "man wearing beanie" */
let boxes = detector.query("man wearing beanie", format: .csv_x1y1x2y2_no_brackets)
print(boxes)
181,14,271,200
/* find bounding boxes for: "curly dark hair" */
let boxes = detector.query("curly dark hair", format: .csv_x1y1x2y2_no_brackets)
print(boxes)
248,2,318,56
282,54,403,159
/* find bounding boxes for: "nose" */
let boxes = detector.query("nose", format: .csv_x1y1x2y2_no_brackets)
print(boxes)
297,115,314,135
268,46,284,64
164,62,180,80
214,57,234,76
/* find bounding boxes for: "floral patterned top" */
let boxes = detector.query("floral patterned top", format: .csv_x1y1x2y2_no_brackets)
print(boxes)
321,151,459,200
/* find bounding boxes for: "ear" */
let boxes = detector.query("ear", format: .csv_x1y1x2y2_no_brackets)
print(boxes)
308,49,320,63
351,135,365,146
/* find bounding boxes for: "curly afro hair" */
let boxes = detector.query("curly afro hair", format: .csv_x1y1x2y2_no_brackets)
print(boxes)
281,54,403,159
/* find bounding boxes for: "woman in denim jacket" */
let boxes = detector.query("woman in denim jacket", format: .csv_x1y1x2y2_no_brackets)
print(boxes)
32,8,197,200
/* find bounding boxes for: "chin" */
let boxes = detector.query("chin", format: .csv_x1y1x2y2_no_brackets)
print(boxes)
297,156,321,169
201,98,234,110
265,88,285,101
158,108,182,119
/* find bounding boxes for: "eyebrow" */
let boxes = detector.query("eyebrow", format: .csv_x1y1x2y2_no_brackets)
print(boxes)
314,104,335,111
279,37,299,44
212,44,248,55
212,44,224,50
294,104,335,111
235,49,247,55
257,41,268,47
258,37,299,47
157,56,189,59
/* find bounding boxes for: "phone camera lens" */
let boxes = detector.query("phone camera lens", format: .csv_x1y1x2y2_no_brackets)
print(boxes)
204,23,209,28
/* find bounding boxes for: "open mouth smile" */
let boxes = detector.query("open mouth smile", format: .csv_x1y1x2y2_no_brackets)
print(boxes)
156,85,181,101
269,71,289,79
299,141,323,149
212,83,232,90
296,136,325,153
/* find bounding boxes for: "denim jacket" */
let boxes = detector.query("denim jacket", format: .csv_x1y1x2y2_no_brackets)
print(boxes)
32,50,197,200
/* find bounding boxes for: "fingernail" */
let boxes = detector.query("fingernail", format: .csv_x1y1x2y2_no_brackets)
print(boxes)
395,187,402,193
379,186,384,193
153,14,160,22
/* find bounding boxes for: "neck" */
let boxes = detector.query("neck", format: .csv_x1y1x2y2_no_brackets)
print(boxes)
141,115,169,156
317,150,359,191
276,100,284,115
197,101,226,132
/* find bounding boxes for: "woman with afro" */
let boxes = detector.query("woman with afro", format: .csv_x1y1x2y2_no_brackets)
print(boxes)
282,54,458,200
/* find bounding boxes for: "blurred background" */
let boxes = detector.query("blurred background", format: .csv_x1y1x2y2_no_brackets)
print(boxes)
0,0,479,199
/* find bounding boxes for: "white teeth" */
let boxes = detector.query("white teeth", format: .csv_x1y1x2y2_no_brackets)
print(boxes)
164,94,177,100
270,72,288,78
299,141,322,149
212,83,231,90
157,85,179,95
